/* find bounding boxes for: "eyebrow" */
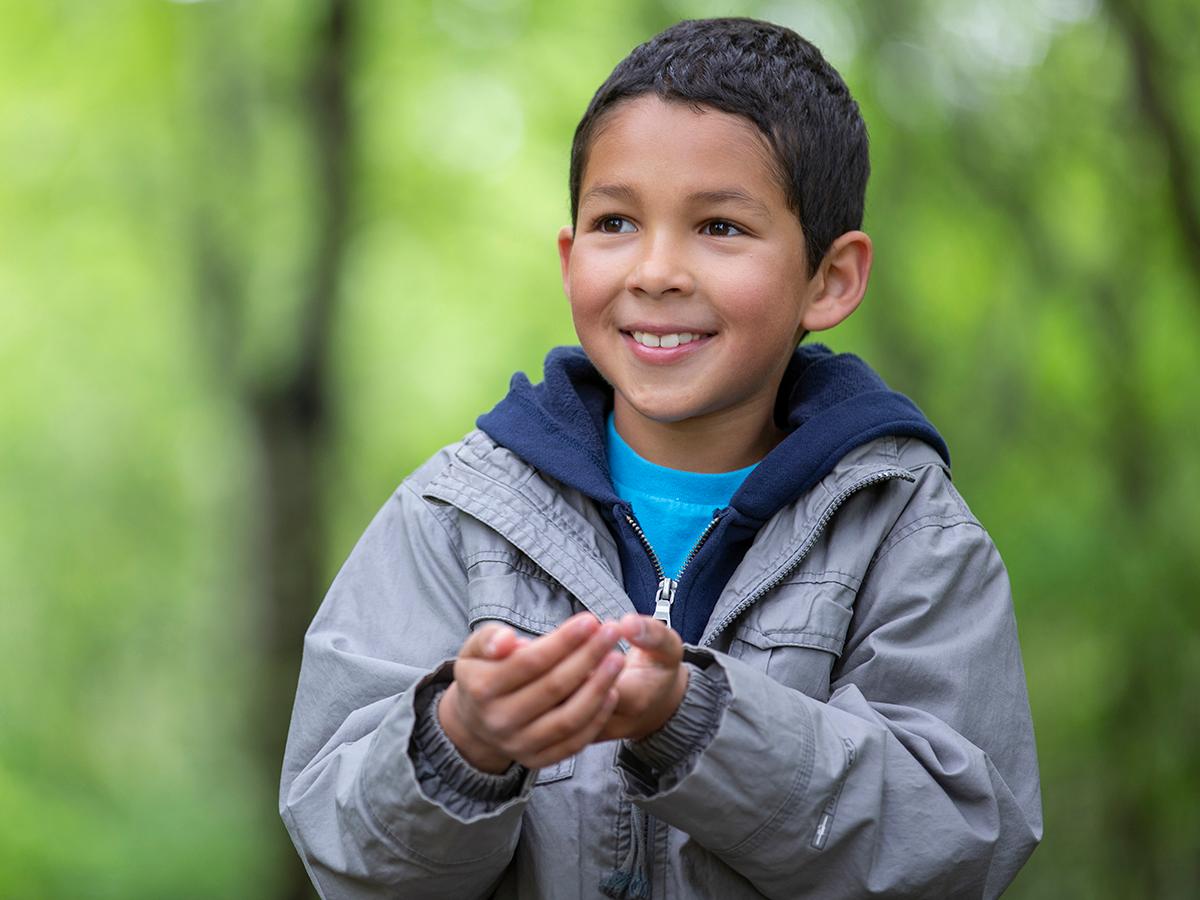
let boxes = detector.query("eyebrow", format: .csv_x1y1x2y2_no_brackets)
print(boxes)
580,182,639,208
690,189,773,220
580,183,773,220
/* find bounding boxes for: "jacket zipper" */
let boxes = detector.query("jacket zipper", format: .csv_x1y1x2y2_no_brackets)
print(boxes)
700,469,913,646
613,505,718,896
623,510,722,627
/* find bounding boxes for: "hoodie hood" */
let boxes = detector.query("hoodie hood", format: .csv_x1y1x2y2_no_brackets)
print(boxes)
476,344,948,525
478,344,949,643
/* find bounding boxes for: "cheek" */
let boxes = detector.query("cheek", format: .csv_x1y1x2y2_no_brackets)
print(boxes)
566,285,607,342
717,287,792,331
567,285,600,326
714,265,803,329
567,260,615,316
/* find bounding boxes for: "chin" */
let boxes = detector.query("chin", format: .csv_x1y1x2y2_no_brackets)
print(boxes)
619,393,702,425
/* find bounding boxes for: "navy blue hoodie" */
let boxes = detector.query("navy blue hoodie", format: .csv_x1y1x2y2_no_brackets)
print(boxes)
477,345,948,645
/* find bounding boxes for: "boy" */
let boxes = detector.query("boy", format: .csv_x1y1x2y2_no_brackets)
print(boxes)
280,17,1042,899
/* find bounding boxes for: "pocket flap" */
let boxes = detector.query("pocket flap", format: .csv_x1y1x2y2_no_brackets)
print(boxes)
736,589,853,656
466,556,579,637
533,755,575,785
467,602,558,637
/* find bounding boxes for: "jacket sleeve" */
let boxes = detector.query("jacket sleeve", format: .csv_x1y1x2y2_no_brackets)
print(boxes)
279,481,533,899
616,477,1043,898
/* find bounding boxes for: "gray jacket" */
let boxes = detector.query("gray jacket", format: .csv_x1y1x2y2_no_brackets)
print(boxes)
280,429,1042,898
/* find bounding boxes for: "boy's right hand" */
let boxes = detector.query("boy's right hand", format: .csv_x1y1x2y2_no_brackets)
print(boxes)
437,612,625,773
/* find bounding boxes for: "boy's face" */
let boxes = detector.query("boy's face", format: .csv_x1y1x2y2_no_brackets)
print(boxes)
558,95,828,465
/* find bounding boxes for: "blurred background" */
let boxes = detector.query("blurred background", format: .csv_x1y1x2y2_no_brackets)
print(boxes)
1,0,1197,897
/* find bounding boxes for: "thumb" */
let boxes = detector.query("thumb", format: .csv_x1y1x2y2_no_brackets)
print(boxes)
617,613,682,665
462,623,526,660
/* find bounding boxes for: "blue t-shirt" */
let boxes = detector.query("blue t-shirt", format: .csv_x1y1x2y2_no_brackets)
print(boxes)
606,413,757,580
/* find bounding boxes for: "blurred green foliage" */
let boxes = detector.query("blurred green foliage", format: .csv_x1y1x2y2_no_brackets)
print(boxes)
1,0,1197,897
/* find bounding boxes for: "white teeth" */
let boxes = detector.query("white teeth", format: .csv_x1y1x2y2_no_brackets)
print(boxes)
635,331,660,347
631,331,703,348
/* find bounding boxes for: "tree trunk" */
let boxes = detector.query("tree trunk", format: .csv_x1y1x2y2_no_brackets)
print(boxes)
249,3,354,898
187,2,355,897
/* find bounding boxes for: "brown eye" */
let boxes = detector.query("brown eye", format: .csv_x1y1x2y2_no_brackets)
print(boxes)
597,216,633,234
703,220,743,237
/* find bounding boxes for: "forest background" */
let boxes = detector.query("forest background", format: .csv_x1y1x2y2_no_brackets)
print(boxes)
1,0,1197,897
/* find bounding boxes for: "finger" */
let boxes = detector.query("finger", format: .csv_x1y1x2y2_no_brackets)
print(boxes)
617,613,683,664
460,623,515,661
498,622,623,725
483,628,529,661
596,655,690,742
513,660,624,768
521,687,620,770
470,611,601,698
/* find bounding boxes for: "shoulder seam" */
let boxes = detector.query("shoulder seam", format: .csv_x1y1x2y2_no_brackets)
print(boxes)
872,518,983,570
400,481,465,559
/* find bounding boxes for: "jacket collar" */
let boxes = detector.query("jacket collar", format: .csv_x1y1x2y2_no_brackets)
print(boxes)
422,431,636,624
475,344,948,525
422,429,944,639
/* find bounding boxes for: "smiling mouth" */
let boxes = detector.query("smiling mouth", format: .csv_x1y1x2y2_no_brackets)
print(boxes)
624,329,715,349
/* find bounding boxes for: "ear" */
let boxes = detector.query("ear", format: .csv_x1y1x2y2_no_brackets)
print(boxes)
557,225,575,297
800,230,873,332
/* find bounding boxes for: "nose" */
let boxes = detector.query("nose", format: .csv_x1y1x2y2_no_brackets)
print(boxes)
625,234,695,298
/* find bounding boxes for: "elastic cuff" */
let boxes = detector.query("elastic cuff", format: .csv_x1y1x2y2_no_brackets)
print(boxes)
622,660,728,776
411,683,528,811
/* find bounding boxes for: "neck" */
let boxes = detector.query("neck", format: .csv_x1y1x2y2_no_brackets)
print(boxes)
613,397,784,473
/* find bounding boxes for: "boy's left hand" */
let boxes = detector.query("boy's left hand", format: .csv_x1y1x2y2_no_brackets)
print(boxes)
595,613,689,742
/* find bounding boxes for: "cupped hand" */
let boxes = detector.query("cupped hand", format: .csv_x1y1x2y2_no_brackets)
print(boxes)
438,612,625,772
597,613,689,742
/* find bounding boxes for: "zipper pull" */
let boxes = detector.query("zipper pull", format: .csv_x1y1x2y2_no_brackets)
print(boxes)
652,576,677,625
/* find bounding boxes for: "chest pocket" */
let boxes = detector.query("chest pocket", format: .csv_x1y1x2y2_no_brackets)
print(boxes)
465,551,584,637
465,551,582,786
728,574,855,701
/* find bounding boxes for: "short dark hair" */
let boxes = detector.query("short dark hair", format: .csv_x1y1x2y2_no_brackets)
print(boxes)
569,17,869,275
